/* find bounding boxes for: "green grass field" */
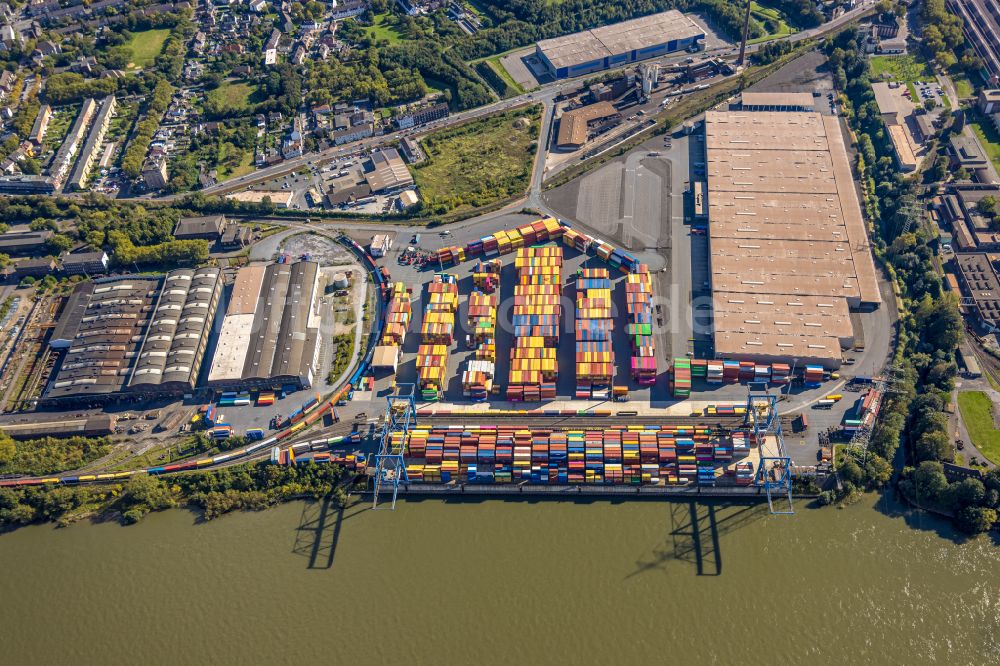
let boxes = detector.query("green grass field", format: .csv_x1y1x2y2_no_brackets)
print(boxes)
951,71,978,99
967,109,1000,175
125,28,170,68
207,82,259,113
869,55,935,84
363,13,405,44
748,2,795,44
216,144,255,181
957,391,1000,465
487,57,525,95
414,106,541,216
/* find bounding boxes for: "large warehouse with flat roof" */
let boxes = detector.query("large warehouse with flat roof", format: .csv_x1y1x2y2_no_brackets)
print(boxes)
535,10,704,79
705,101,881,370
206,260,321,390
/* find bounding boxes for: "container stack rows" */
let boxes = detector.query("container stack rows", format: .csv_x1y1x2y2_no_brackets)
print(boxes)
508,246,562,402
417,273,457,401
671,358,691,398
574,267,614,400
373,281,412,369
462,289,498,401
625,264,656,386
431,216,648,277
401,425,756,486
436,217,564,265
381,282,412,346
803,365,825,388
472,258,502,293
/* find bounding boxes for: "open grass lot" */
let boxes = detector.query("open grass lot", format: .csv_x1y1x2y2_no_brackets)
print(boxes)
206,81,260,114
216,144,255,181
414,105,541,216
951,70,978,98
957,391,1000,465
748,2,795,44
967,109,1000,174
363,13,405,44
869,54,935,83
125,28,170,68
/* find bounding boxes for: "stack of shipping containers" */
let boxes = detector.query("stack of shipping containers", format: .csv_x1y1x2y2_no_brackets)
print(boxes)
381,282,412,346
508,246,562,402
472,258,501,293
417,273,457,401
625,264,656,385
436,217,565,264
671,358,691,398
462,289,498,401
402,424,756,486
373,282,411,371
574,267,614,400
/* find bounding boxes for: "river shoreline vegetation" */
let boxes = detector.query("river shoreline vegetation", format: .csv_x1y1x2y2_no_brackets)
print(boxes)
823,29,1000,535
0,428,350,528
0,459,351,528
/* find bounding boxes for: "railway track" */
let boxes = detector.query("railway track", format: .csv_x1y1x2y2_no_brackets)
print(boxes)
415,413,792,430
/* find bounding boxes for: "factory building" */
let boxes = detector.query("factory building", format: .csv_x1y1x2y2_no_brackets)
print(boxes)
42,269,223,404
66,95,115,191
535,10,704,80
128,267,223,396
556,101,621,150
739,91,816,112
705,101,881,370
173,214,228,241
0,229,53,255
206,261,321,391
0,412,116,439
953,253,1000,332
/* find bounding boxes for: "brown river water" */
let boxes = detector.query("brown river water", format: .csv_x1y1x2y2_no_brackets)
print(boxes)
0,493,998,665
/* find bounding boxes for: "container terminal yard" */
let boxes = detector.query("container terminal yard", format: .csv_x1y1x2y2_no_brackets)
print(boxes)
0,94,894,516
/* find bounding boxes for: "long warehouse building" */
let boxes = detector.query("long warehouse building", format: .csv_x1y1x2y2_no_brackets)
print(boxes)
206,260,321,391
705,101,882,370
535,10,704,79
42,268,223,404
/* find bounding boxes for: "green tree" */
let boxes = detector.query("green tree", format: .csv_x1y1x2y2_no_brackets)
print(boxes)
942,477,986,510
913,461,949,502
120,474,174,524
45,234,73,254
955,506,997,535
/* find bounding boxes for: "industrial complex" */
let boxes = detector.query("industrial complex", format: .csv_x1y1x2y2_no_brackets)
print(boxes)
44,268,223,404
704,105,881,369
535,10,704,79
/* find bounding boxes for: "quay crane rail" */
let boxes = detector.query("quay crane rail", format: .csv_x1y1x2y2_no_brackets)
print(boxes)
372,384,416,510
745,383,793,514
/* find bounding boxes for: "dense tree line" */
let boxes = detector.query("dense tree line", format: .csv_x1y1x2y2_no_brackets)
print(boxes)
0,460,351,528
121,79,175,179
825,31,996,535
920,0,978,72
0,432,111,477
108,231,209,267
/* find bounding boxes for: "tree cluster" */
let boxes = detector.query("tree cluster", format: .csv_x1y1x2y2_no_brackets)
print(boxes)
121,79,175,179
826,31,997,536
